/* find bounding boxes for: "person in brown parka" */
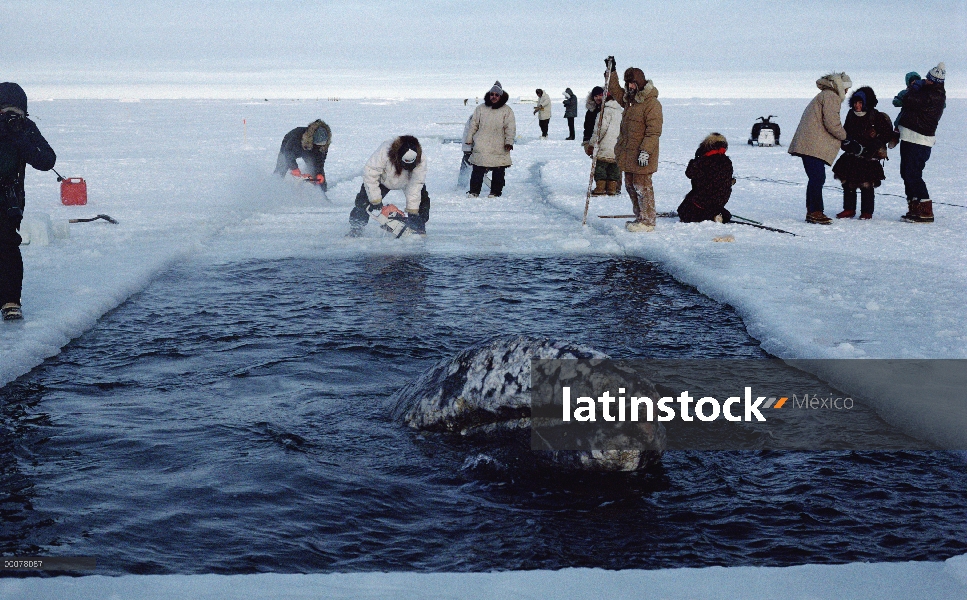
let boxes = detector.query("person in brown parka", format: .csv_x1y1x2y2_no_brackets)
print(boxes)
605,57,663,232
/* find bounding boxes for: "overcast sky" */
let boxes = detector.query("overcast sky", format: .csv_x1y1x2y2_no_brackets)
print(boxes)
3,1,964,97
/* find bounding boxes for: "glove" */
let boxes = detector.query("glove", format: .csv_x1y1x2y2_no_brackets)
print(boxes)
637,151,650,167
4,206,23,228
405,213,426,233
604,56,616,71
314,174,325,184
367,201,383,213
584,144,594,157
290,168,303,178
504,144,513,152
841,139,863,156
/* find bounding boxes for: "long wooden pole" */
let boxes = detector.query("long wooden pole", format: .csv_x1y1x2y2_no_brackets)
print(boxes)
582,61,615,226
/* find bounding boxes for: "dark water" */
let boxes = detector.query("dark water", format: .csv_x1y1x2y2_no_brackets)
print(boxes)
1,256,966,575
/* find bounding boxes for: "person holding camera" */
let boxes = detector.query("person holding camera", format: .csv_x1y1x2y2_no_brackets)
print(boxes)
0,82,56,321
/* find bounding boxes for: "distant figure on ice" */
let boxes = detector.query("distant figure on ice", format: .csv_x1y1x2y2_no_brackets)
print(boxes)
274,119,331,192
584,89,622,196
465,81,516,198
605,57,663,232
677,133,735,224
582,86,604,144
348,136,429,236
562,88,578,140
534,89,551,138
0,82,56,321
831,87,894,220
896,62,945,223
787,72,852,224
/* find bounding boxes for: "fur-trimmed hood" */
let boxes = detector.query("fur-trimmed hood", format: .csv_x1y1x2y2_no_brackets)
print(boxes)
485,91,510,109
301,119,332,151
585,91,599,112
696,132,728,158
388,135,422,176
851,85,878,110
816,72,852,100
629,81,658,105
0,82,28,114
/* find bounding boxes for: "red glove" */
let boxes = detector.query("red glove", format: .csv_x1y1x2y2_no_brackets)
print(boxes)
290,168,303,178
314,174,325,183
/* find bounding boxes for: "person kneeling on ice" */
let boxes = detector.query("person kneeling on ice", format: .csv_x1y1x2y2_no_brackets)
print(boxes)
273,119,331,192
349,136,429,236
0,82,56,322
676,133,736,224
831,87,894,220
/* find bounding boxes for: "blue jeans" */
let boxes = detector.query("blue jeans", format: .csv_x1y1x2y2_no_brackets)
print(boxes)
801,156,827,213
899,141,932,200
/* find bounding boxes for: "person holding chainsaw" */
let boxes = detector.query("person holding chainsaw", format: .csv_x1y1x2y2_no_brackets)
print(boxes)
0,82,56,321
348,135,429,236
274,119,331,192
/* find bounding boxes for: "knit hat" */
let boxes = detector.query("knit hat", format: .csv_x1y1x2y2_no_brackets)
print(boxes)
591,86,604,97
489,81,503,95
927,62,946,84
905,72,921,86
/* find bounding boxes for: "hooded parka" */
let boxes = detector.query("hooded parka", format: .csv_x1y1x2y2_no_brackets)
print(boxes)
607,67,662,175
788,73,851,166
465,91,516,168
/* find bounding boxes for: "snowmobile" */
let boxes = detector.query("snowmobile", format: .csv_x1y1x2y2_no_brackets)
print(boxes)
371,204,423,238
748,116,781,147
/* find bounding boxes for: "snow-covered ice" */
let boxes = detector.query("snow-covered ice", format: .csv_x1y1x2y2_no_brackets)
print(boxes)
3,552,966,599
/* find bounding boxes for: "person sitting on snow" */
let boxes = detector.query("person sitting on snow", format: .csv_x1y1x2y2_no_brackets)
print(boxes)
676,133,735,224
348,135,429,236
273,119,331,192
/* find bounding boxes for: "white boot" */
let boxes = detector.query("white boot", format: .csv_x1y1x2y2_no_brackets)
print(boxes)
625,221,655,233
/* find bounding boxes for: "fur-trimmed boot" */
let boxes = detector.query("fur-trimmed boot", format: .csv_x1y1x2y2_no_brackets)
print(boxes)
591,180,608,196
606,180,621,195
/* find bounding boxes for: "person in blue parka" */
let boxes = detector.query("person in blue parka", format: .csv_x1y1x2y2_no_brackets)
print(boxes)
0,82,56,321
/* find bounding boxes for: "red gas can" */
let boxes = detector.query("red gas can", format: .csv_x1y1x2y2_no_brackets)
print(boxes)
61,177,88,206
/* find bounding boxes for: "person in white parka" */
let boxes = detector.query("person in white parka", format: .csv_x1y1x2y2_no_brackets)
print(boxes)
465,81,516,198
349,135,430,235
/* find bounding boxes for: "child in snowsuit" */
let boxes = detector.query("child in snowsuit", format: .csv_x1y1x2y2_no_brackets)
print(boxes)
831,87,894,219
677,133,735,223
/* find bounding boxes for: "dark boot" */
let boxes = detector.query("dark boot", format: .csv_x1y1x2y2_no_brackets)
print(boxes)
902,198,920,221
915,200,934,223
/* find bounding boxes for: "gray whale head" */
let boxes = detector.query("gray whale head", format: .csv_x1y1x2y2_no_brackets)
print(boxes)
392,336,666,472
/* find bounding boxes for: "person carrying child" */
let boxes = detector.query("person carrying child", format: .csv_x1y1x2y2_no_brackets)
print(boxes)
676,133,735,223
831,87,894,220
